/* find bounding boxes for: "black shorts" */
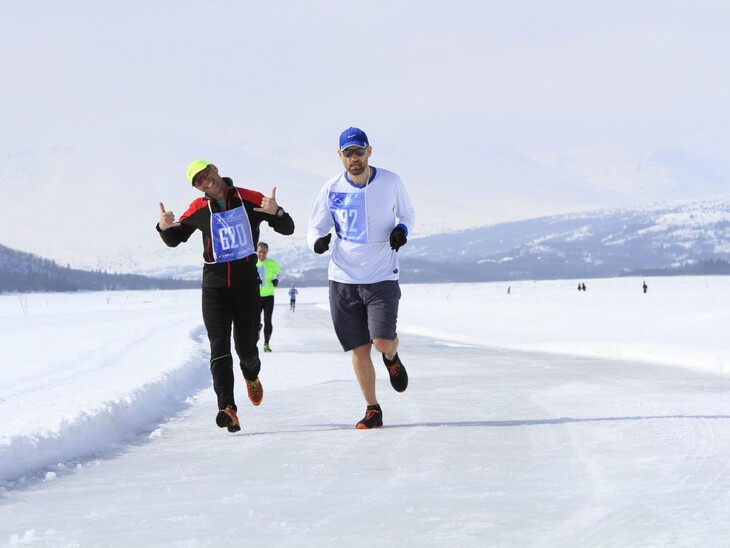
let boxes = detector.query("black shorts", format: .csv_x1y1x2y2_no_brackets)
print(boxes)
328,280,401,352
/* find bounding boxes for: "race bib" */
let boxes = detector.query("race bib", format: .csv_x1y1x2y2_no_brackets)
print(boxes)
210,206,255,263
329,191,367,243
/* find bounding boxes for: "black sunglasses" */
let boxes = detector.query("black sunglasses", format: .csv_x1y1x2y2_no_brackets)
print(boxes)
342,147,367,158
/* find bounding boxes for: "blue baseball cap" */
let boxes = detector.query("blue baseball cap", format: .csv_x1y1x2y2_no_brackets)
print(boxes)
339,127,369,150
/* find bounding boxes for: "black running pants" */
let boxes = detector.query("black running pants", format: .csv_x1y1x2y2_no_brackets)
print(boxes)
202,285,262,410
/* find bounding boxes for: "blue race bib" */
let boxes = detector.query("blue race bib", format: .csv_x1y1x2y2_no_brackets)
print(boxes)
210,206,255,263
328,191,367,243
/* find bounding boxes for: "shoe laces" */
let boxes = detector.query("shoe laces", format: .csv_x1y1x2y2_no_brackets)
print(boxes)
221,407,239,423
364,409,381,420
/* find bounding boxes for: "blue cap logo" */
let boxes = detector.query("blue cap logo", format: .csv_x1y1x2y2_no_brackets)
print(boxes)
339,127,369,150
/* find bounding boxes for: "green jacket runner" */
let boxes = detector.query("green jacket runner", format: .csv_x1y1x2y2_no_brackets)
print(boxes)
257,257,281,297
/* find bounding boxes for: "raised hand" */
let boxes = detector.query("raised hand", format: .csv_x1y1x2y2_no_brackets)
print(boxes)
254,187,280,215
158,202,180,230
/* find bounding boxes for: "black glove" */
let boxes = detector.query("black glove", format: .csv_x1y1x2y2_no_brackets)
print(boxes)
272,279,279,287
314,233,332,254
389,226,407,251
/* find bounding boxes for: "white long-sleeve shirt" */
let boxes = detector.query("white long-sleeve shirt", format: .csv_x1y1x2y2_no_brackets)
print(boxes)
306,167,416,284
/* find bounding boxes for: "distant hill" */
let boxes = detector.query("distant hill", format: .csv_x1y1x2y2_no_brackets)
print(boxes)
273,195,730,284
0,244,200,293
399,195,730,282
6,195,730,290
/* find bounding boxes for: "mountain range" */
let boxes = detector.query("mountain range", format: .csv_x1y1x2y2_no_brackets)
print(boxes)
3,194,730,291
397,194,730,283
237,194,730,285
3,124,730,288
3,129,730,279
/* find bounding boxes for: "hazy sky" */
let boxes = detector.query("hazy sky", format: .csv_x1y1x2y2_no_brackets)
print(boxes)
3,1,730,269
4,1,729,160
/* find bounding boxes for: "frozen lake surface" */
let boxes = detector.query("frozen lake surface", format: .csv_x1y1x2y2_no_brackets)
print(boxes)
1,277,729,546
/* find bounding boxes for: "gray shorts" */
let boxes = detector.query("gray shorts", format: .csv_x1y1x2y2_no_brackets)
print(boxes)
329,280,401,352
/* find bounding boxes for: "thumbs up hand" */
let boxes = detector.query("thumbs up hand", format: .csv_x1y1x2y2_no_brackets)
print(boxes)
158,202,180,230
254,187,280,215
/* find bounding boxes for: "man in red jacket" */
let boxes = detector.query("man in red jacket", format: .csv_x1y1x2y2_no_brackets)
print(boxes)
157,160,295,433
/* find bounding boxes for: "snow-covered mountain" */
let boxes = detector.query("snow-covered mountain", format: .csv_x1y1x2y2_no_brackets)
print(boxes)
2,127,730,280
274,195,730,284
398,195,730,282
1,146,730,285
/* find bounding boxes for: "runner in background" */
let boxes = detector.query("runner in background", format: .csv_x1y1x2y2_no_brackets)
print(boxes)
256,242,281,352
288,283,299,312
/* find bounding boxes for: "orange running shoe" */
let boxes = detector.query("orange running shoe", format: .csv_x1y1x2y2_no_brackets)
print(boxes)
246,378,263,406
215,406,241,433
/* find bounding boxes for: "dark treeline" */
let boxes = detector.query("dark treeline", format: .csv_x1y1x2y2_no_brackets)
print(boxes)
0,244,199,293
4,242,728,294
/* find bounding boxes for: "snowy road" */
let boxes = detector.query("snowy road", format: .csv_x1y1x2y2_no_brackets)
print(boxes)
2,284,730,546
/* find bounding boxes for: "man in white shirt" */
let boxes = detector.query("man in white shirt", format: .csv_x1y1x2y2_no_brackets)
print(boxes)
307,127,416,429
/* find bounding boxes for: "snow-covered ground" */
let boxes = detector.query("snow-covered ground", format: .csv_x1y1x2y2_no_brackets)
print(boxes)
1,276,730,546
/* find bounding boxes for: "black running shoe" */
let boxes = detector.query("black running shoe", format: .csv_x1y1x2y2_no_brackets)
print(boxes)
356,404,383,430
383,353,408,392
216,406,241,433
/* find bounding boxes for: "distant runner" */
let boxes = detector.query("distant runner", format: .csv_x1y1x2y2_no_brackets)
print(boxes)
256,242,281,352
288,283,299,312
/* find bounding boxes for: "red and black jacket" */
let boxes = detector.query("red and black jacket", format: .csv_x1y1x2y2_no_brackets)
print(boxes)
157,178,295,288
